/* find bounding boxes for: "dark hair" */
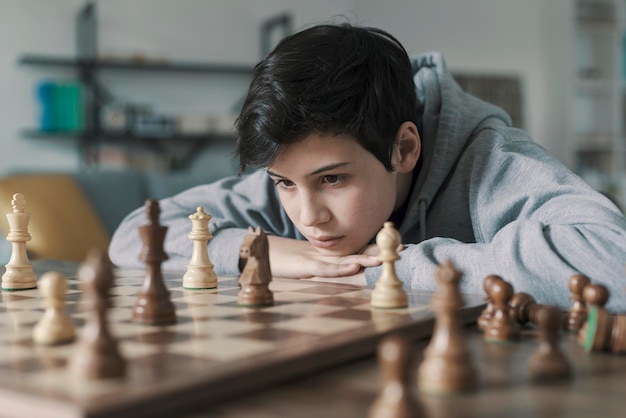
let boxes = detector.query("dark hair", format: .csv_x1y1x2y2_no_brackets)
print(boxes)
235,23,418,173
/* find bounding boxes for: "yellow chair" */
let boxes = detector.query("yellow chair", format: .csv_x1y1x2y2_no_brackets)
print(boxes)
0,174,110,262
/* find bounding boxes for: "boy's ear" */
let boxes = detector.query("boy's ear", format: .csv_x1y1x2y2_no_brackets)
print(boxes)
393,121,421,173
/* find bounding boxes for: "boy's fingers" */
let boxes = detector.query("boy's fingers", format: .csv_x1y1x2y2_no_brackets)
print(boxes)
315,262,361,277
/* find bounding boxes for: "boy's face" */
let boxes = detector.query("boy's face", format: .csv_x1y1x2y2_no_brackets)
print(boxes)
267,133,401,256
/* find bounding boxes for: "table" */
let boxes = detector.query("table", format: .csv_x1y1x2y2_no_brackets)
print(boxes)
195,326,626,418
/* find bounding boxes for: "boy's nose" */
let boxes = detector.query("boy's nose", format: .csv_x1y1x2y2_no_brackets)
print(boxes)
299,195,330,227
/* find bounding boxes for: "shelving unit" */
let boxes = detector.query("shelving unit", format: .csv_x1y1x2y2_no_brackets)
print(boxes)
18,2,291,171
572,0,626,207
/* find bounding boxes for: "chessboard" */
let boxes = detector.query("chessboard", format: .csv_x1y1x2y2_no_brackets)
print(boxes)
0,261,484,418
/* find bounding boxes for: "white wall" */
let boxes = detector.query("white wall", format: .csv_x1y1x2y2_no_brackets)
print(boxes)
353,0,572,166
0,0,573,174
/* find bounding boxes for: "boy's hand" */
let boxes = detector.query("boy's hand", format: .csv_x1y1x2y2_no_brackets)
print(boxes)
267,236,381,279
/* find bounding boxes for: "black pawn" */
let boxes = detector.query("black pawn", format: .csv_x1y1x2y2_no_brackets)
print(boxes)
70,249,126,380
527,305,571,381
484,279,520,343
368,335,422,418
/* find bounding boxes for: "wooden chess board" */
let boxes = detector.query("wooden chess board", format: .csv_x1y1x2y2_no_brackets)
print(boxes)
0,263,484,418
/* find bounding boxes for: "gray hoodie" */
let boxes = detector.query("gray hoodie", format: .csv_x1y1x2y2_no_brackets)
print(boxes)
109,53,626,310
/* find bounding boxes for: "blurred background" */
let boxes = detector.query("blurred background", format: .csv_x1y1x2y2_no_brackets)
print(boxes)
0,0,624,209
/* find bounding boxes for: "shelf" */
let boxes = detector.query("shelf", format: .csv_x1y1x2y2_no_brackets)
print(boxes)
575,78,619,93
16,2,288,172
21,129,236,145
19,54,254,75
575,144,614,153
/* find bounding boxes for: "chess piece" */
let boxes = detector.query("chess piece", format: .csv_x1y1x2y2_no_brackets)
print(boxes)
583,307,626,353
368,335,422,418
70,249,126,380
1,193,37,291
371,222,408,309
565,274,590,332
527,305,571,381
132,200,177,325
477,275,504,330
417,260,476,394
509,292,542,326
577,283,609,345
484,279,520,343
238,227,274,307
33,271,75,345
183,207,218,290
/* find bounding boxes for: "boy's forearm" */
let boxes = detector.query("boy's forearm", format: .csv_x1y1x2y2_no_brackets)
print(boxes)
267,235,379,279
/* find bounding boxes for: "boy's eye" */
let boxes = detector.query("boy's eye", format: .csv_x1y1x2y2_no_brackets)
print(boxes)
274,179,294,189
322,175,343,185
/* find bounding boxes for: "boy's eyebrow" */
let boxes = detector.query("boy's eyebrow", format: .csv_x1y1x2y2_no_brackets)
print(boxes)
267,162,350,179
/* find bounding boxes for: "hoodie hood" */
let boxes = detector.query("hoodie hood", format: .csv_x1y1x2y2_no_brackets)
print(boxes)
401,52,512,241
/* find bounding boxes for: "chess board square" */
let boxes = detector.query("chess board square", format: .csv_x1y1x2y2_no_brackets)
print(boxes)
214,300,289,309
176,304,244,320
177,291,230,304
0,356,48,373
350,302,430,321
269,280,324,292
115,268,145,277
119,340,162,360
0,296,40,310
73,306,134,323
0,309,43,326
110,286,142,296
2,289,40,298
301,295,371,308
109,295,138,309
217,278,240,287
220,311,300,324
22,368,122,399
0,293,35,303
166,318,264,338
65,292,83,304
166,336,275,361
320,309,374,321
124,329,194,345
130,351,213,380
273,291,331,303
290,285,358,296
0,342,39,365
261,302,346,317
0,325,34,344
214,288,243,297
337,289,372,299
110,322,146,338
234,327,319,343
172,292,238,306
270,316,367,335
1,344,72,373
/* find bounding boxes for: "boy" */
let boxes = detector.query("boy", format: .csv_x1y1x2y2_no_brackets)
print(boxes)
109,23,626,310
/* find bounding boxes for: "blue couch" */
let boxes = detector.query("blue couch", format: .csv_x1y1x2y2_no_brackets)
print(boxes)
0,164,238,264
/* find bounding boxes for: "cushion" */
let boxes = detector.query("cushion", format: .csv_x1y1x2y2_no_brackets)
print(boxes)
0,174,110,262
73,169,147,234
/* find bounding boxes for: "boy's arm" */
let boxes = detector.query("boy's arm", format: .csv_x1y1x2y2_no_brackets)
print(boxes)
266,235,379,279
364,139,626,311
108,170,294,271
109,170,379,276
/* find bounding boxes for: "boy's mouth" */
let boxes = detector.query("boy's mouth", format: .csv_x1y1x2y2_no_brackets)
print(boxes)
309,235,343,249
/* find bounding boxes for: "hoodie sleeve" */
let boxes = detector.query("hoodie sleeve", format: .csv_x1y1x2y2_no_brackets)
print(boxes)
365,132,626,311
108,170,298,273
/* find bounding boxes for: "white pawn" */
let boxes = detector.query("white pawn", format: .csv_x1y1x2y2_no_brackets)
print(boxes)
371,222,408,309
183,207,218,289
33,271,75,345
2,193,37,291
